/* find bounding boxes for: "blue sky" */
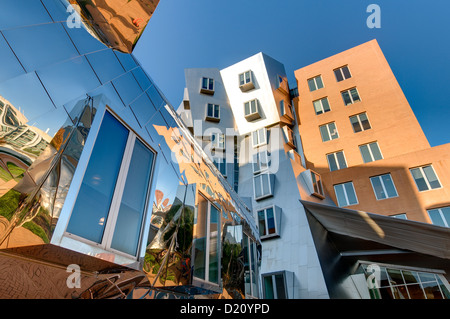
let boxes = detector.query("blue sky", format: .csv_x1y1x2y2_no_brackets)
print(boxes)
134,0,450,147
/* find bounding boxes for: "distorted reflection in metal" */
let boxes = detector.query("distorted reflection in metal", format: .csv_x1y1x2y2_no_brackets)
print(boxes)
71,0,161,53
0,0,260,299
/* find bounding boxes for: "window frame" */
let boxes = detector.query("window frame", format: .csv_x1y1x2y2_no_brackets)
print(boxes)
313,97,331,115
319,122,339,142
211,132,225,150
334,65,352,82
370,173,399,200
326,150,347,172
257,205,281,239
410,165,442,192
307,75,324,92
341,87,361,105
253,172,274,200
262,271,288,299
252,128,267,148
192,192,222,287
205,103,220,121
63,108,156,260
200,77,214,94
334,181,358,207
311,170,325,198
427,207,450,227
239,70,255,91
350,112,371,133
359,141,383,163
244,98,261,121
253,149,270,174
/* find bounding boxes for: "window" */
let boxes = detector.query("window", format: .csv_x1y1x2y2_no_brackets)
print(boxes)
283,126,296,149
262,272,287,299
252,128,267,148
253,149,270,174
213,157,227,176
428,207,450,227
279,100,293,120
391,213,407,220
370,174,398,200
253,172,274,200
258,206,281,239
334,65,352,82
244,99,261,121
350,112,371,132
211,132,225,150
359,142,383,163
239,70,255,91
410,165,441,191
360,262,450,299
311,171,324,198
201,77,214,94
334,182,358,207
327,151,347,171
66,111,155,257
313,97,331,115
205,103,220,121
307,75,324,92
341,87,361,105
243,233,259,298
319,122,339,142
193,193,221,285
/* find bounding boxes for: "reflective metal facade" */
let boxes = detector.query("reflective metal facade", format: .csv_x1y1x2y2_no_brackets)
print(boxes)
0,0,260,299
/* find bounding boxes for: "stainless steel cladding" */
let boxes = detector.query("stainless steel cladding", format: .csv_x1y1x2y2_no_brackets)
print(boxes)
0,0,260,299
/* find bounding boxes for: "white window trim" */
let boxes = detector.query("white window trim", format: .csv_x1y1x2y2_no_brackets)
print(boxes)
320,122,339,142
244,98,261,120
193,193,222,286
427,207,450,227
350,112,371,132
307,75,323,91
342,87,361,105
370,174,399,200
359,142,383,162
205,103,220,121
410,165,442,192
200,77,214,93
262,271,288,299
63,108,156,260
257,205,281,239
253,149,270,174
311,170,325,198
326,151,347,171
334,65,352,81
253,172,274,200
313,97,330,115
334,182,358,207
211,132,225,150
252,128,267,148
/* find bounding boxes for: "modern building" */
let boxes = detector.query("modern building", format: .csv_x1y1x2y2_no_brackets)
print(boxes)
293,39,450,225
0,0,261,299
179,42,450,299
1,1,450,301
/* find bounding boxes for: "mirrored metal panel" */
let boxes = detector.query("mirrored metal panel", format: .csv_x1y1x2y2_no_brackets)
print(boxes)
71,0,161,53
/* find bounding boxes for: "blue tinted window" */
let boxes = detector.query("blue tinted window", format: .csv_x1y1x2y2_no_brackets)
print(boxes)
66,112,129,243
111,138,154,256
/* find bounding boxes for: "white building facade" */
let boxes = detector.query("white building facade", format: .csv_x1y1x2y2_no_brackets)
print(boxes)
178,52,332,299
